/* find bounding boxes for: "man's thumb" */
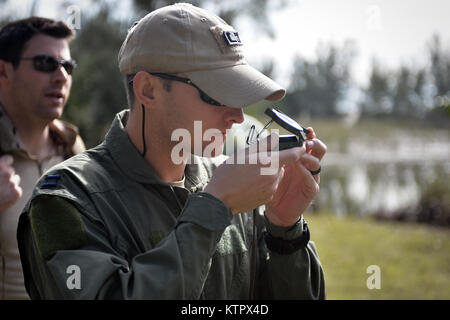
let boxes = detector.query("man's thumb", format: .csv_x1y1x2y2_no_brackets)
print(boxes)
278,145,305,167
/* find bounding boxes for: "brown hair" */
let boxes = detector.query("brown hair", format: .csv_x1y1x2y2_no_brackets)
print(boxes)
0,16,74,68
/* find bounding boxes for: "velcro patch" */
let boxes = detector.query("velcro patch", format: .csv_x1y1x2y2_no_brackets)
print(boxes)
215,224,247,256
29,195,87,260
148,232,167,248
210,26,244,55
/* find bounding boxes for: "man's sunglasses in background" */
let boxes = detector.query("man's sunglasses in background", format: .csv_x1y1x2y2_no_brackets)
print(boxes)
20,55,77,75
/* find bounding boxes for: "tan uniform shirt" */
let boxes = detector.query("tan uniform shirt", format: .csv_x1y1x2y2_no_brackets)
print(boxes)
0,104,85,299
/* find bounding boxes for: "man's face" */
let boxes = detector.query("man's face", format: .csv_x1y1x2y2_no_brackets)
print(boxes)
158,75,245,158
8,34,72,122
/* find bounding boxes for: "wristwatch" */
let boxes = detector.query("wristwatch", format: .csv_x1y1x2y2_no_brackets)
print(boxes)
263,219,310,255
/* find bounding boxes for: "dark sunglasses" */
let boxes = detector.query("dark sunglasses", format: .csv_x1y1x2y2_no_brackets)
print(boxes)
149,72,225,107
21,55,77,75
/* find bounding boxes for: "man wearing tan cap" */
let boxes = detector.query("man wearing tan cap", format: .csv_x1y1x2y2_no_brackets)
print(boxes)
17,3,326,299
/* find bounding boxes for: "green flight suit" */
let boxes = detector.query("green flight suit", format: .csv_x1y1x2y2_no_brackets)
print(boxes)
17,110,325,299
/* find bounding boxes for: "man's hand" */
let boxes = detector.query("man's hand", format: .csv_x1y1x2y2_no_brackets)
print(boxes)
265,127,327,226
0,155,23,211
204,133,306,214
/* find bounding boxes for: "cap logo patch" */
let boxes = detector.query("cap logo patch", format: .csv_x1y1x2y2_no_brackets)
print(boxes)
210,26,244,57
223,31,242,46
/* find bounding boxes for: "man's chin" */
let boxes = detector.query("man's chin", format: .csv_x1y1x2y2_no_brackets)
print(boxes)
40,106,64,121
201,140,225,158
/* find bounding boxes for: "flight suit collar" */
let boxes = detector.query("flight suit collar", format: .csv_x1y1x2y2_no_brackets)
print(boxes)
0,102,27,155
0,102,80,160
105,110,209,192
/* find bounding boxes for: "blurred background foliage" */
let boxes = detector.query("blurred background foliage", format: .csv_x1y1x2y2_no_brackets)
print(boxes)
1,0,449,299
1,0,293,147
1,0,448,145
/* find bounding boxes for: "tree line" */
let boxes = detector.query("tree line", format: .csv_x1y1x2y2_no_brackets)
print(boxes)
280,35,450,125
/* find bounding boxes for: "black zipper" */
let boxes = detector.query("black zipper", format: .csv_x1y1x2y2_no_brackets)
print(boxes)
1,254,5,299
249,209,258,299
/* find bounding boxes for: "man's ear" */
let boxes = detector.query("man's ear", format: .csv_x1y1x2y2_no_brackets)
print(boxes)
133,71,157,108
0,60,15,90
0,60,11,81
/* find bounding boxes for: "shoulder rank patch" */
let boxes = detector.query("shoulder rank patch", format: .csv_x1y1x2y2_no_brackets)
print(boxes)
29,195,87,260
41,174,61,189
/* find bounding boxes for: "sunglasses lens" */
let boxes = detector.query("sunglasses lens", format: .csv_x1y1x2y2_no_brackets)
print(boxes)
34,56,58,72
61,61,74,75
32,55,75,75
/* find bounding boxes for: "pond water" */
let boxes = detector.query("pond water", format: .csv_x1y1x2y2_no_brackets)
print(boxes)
318,132,450,219
226,116,450,222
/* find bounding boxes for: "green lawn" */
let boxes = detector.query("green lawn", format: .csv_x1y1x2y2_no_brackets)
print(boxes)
306,213,450,299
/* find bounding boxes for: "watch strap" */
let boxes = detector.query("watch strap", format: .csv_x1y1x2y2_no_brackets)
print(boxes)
264,220,310,255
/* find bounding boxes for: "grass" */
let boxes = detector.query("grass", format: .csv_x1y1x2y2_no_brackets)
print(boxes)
306,213,450,299
241,108,450,299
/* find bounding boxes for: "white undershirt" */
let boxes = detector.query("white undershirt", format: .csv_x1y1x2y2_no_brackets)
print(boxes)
168,176,185,188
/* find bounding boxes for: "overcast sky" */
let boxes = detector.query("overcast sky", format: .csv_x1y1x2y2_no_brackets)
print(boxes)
10,0,450,88
241,0,450,87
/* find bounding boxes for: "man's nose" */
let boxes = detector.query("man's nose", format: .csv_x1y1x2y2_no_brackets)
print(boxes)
224,107,244,124
51,65,70,85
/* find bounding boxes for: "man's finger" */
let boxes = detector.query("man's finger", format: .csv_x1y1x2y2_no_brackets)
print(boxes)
306,127,316,140
300,153,321,172
0,155,14,167
2,165,16,177
11,173,21,186
294,160,321,187
305,139,327,161
278,145,306,167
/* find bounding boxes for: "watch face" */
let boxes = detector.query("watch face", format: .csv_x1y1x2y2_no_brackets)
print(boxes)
264,108,309,138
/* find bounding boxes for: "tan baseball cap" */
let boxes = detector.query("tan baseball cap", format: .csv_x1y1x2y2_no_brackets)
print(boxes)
118,3,285,107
